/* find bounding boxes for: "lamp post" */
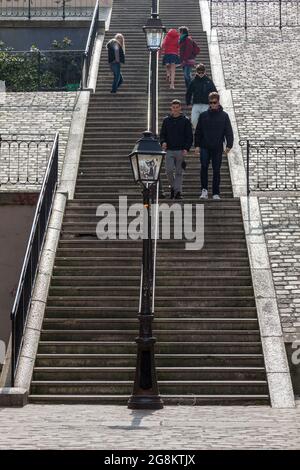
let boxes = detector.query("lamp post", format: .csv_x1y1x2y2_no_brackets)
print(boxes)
127,134,165,409
127,1,165,410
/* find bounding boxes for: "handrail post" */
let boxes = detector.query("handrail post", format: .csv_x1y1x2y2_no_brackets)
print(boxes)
63,0,66,20
244,0,247,31
247,139,250,196
279,0,282,29
28,0,31,20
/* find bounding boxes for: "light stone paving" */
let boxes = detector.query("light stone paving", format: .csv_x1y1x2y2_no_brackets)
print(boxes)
212,2,300,339
0,91,78,191
0,404,299,449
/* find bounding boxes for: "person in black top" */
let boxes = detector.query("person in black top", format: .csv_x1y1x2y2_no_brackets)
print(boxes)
160,99,193,199
186,63,217,129
106,33,125,93
194,92,233,200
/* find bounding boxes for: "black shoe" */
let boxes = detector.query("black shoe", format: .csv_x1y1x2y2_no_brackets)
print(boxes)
170,188,175,199
175,192,183,200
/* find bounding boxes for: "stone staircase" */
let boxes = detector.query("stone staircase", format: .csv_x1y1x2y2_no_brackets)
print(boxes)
29,0,270,405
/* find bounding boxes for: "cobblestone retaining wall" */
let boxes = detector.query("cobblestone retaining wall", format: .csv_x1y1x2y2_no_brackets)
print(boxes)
0,91,78,191
214,4,300,339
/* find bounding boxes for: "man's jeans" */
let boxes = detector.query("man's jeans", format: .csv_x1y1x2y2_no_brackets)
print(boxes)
191,103,209,129
165,150,184,194
110,62,123,92
200,147,223,196
183,65,192,89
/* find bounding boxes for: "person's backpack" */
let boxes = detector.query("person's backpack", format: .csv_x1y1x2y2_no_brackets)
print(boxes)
191,40,200,58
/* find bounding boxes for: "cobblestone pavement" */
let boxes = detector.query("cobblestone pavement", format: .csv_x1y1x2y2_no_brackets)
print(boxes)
0,404,299,449
215,5,300,339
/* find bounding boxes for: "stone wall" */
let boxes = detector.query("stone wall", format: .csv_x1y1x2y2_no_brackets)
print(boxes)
0,91,78,191
213,2,300,339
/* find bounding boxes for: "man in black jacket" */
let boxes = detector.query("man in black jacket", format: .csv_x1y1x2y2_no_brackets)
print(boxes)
186,63,217,129
160,99,193,199
194,92,233,200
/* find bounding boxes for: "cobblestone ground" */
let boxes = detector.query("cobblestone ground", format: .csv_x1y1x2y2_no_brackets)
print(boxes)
0,92,78,191
214,3,300,339
0,404,299,449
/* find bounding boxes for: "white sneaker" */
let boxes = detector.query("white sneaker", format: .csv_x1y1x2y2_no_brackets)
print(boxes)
212,194,221,200
199,189,208,199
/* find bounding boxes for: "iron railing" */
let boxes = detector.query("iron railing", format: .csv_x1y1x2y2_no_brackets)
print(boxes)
0,0,96,19
240,139,300,194
0,49,84,92
11,133,59,385
210,0,300,30
82,0,99,88
0,134,54,185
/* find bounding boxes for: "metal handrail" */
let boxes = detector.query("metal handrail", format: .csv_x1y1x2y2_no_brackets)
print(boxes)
240,138,300,194
0,1,95,19
82,0,99,88
152,181,160,313
11,132,59,385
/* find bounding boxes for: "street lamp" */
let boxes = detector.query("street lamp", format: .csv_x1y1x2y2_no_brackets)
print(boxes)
127,131,165,410
143,14,165,51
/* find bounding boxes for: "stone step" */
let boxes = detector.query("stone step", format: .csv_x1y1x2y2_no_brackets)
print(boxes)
28,394,270,405
30,380,269,395
42,318,259,331
54,249,249,259
46,296,256,308
40,330,260,342
37,341,263,355
48,285,254,297
51,275,252,287
32,366,266,381
35,353,265,368
54,258,250,269
45,306,258,319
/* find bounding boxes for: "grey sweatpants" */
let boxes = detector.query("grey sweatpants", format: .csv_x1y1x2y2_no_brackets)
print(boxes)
165,150,184,194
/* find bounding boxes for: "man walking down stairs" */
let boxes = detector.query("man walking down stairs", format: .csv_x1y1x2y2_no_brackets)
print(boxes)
29,0,270,405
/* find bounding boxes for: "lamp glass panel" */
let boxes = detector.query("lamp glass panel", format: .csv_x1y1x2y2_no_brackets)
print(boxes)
146,29,163,49
138,154,162,182
130,154,139,182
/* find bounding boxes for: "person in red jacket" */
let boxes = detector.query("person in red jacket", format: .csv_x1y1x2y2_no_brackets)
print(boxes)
179,26,196,89
160,29,180,89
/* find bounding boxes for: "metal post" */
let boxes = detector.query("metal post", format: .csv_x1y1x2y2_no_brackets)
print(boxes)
128,186,163,409
247,139,250,196
150,50,158,136
37,51,41,91
244,0,247,31
63,0,66,20
279,0,282,30
28,0,31,20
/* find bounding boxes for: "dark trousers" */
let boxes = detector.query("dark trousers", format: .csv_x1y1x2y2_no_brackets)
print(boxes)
200,147,223,195
110,62,123,92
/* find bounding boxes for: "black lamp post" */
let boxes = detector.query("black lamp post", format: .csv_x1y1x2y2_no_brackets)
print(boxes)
127,133,165,409
127,1,165,410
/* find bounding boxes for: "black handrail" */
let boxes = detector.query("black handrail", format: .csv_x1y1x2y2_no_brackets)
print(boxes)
11,133,59,386
210,0,300,30
0,134,54,186
240,139,300,194
82,0,99,89
0,1,95,19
